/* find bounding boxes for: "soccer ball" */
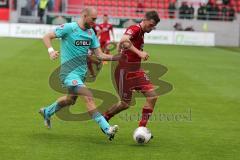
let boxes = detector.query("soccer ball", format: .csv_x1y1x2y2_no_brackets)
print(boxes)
133,127,152,144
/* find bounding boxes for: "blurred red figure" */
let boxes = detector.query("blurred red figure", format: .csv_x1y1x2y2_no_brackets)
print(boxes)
98,14,115,55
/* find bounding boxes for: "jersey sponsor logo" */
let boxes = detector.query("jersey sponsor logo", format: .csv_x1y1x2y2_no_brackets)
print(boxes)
72,80,78,86
144,73,150,81
75,40,91,46
126,29,133,35
103,27,109,31
88,30,92,35
95,26,100,31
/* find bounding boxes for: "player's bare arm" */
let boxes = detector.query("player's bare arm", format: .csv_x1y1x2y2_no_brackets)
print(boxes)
93,47,121,61
43,32,59,60
119,34,149,61
111,28,115,42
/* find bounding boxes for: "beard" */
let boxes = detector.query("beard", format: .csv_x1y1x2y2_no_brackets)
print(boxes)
84,22,91,29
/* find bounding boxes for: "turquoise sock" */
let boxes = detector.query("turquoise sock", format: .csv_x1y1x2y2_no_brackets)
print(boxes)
92,112,110,133
45,102,60,118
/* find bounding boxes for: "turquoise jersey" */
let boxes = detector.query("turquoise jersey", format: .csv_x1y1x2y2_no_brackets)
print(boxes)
54,22,100,85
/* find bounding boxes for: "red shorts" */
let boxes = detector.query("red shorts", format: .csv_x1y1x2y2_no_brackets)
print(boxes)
114,67,154,101
100,39,110,49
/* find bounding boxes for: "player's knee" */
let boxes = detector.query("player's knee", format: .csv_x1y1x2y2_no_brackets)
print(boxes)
148,95,158,102
120,101,130,110
146,96,158,107
83,96,94,104
66,96,77,105
152,96,158,101
70,98,77,105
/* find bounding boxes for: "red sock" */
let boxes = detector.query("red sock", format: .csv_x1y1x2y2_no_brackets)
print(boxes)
103,112,114,121
139,108,153,127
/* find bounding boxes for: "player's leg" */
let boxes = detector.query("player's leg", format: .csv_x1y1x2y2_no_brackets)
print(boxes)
104,67,133,121
100,40,108,64
39,94,78,128
100,40,105,53
104,40,111,55
39,73,81,128
104,100,131,121
46,94,78,117
136,72,158,127
139,89,158,127
75,85,118,140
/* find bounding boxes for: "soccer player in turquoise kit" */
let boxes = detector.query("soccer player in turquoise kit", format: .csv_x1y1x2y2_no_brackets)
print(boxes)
39,7,119,140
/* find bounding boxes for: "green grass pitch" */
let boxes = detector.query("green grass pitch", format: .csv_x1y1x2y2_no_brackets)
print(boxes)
0,37,239,160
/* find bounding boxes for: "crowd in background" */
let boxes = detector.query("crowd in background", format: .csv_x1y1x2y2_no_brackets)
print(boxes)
168,1,236,21
197,2,235,21
3,0,237,22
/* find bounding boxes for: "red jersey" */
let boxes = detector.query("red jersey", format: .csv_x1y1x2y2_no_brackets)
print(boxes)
115,24,154,101
119,24,144,71
92,24,99,35
99,23,113,41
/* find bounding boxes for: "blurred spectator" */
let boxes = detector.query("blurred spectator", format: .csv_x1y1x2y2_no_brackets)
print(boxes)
185,26,194,31
174,23,194,31
47,0,54,12
179,2,185,19
197,3,206,20
38,0,49,23
52,15,67,25
179,2,189,19
189,4,194,19
21,0,34,16
59,0,66,13
136,0,144,13
168,2,176,19
222,0,229,5
0,0,8,8
228,6,235,21
174,23,183,31
26,0,33,15
13,0,17,10
211,4,219,20
221,5,228,21
206,2,213,20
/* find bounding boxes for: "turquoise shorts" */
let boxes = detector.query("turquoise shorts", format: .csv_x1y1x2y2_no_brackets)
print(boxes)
62,73,86,93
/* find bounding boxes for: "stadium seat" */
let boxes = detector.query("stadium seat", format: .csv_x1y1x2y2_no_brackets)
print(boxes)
125,1,132,7
106,0,112,6
97,1,104,6
111,1,117,6
0,8,9,21
145,3,151,8
67,0,240,19
118,1,124,7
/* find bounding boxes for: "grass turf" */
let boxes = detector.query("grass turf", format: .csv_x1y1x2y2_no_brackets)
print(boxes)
0,37,239,160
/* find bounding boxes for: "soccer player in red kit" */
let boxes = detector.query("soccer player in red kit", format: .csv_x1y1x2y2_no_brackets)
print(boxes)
103,11,160,130
99,14,115,54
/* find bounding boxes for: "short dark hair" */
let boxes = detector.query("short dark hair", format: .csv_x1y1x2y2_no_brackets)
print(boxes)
145,11,160,24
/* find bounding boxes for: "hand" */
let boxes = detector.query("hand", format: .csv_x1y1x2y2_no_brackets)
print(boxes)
49,51,59,60
139,51,149,61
